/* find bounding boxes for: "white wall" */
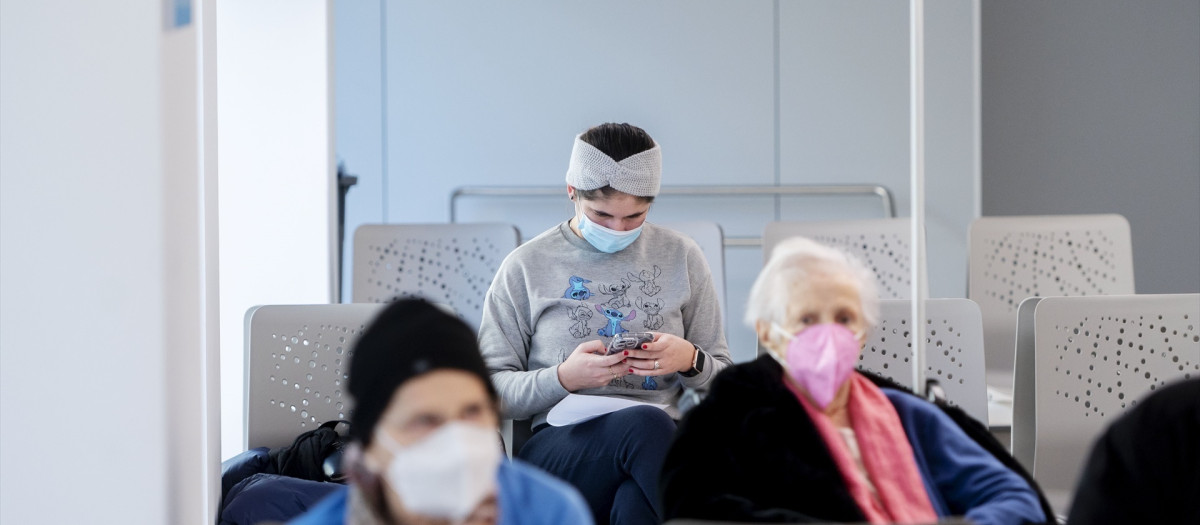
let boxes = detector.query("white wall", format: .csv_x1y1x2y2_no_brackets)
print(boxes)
162,0,222,520
217,0,336,460
1,0,217,522
334,0,980,361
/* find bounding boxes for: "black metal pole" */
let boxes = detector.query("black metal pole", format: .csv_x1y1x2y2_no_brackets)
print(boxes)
336,163,358,303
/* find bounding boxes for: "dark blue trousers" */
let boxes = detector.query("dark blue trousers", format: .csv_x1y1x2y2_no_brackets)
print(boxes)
518,405,676,525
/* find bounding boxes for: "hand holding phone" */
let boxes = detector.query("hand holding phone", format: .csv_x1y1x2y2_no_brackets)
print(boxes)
607,332,655,355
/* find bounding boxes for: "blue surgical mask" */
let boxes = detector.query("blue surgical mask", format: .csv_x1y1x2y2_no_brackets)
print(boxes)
578,211,643,253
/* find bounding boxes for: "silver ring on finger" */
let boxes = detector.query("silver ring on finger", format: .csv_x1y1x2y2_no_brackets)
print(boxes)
654,360,661,370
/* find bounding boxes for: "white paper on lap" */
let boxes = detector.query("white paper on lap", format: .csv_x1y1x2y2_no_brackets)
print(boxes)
546,394,670,426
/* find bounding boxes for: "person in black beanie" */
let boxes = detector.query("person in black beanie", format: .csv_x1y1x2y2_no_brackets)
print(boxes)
345,299,498,447
290,299,592,525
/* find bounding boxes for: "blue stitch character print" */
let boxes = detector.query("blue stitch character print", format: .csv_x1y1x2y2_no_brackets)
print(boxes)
595,305,637,337
635,296,665,331
627,265,662,297
598,278,632,309
566,304,593,338
562,276,592,301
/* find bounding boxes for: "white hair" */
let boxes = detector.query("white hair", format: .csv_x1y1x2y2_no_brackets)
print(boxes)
744,237,880,328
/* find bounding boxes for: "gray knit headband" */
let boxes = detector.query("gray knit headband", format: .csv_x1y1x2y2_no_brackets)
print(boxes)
564,134,661,197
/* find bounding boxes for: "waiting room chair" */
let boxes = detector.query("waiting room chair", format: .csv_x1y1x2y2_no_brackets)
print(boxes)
1010,296,1043,470
243,303,384,450
859,298,990,424
764,218,912,299
352,223,520,331
967,214,1135,389
1015,294,1199,514
659,221,727,328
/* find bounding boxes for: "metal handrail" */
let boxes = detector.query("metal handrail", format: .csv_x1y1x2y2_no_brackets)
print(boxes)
449,184,896,246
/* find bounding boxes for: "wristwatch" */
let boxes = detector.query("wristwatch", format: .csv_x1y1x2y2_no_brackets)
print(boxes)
681,344,706,378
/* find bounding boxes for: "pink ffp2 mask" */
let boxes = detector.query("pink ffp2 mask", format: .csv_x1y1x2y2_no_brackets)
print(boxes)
771,323,861,409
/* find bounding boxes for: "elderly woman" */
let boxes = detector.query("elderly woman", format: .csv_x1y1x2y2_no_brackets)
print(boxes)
659,238,1053,525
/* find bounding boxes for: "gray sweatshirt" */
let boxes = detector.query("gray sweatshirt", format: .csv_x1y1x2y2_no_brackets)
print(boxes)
479,221,732,427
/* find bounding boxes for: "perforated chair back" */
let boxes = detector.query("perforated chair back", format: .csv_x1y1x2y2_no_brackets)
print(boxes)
1029,294,1199,513
352,223,519,330
244,303,384,450
968,215,1135,382
859,299,989,424
764,219,912,299
658,221,727,326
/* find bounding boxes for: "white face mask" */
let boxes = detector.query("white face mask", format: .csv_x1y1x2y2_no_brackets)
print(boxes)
574,202,644,253
375,421,502,523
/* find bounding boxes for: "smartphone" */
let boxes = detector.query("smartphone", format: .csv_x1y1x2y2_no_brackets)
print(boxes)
607,332,655,355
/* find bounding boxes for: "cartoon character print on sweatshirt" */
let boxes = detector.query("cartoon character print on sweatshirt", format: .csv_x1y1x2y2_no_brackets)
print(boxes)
594,304,657,389
598,278,632,309
627,265,662,297
613,374,640,389
566,304,593,339
595,305,637,337
635,296,665,331
562,276,593,301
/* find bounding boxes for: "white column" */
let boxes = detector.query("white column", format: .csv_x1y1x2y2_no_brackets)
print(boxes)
1,0,220,522
910,0,929,393
217,0,336,459
162,0,222,522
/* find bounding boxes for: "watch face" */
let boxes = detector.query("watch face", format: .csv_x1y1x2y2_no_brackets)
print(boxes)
695,350,706,371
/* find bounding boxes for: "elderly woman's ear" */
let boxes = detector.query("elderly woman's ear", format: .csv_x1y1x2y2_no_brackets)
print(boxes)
754,321,780,356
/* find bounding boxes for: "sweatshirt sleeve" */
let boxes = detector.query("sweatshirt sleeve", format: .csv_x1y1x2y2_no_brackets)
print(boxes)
478,256,569,420
889,393,1046,525
677,240,733,389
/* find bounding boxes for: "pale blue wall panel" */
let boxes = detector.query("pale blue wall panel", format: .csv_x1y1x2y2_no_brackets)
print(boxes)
924,0,977,300
778,1,908,204
382,0,778,225
334,0,384,300
778,0,977,299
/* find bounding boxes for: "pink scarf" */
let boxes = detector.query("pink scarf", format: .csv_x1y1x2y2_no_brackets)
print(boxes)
787,373,937,524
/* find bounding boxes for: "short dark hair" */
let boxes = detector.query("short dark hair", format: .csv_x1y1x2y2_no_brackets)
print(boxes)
574,123,657,204
346,298,497,446
580,122,655,162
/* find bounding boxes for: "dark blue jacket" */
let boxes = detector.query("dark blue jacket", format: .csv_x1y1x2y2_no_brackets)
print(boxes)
219,447,342,525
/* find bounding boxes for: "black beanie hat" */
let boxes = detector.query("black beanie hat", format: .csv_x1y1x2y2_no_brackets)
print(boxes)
347,298,497,446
